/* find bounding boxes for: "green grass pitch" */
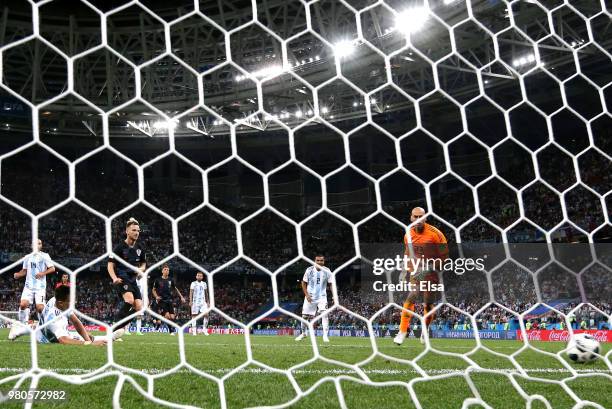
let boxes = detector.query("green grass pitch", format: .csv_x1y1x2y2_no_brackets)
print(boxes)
0,330,610,408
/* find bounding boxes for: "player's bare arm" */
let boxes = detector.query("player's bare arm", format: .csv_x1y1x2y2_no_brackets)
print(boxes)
57,334,105,346
34,265,56,280
152,282,160,301
107,261,122,285
13,268,26,279
301,281,312,303
69,313,92,343
138,262,146,277
175,287,186,303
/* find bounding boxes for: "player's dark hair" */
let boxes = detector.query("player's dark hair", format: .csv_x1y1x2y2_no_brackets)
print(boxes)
126,217,139,228
162,264,169,270
54,285,70,302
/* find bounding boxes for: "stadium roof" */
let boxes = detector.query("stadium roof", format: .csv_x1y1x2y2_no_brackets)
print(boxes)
1,1,609,138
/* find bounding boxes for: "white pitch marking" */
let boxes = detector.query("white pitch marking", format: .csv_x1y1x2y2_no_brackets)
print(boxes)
0,368,609,375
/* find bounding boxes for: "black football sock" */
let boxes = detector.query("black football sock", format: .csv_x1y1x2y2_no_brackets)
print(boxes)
115,302,133,325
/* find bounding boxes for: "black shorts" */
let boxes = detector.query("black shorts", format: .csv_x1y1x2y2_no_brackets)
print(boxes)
156,300,175,315
116,276,142,300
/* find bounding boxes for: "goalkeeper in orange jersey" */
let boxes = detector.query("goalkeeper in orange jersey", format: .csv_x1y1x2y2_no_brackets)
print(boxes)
393,207,448,346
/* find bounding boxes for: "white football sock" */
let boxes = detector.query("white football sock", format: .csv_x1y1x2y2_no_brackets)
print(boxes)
19,308,30,324
12,325,30,337
300,317,308,337
136,317,142,333
322,314,329,338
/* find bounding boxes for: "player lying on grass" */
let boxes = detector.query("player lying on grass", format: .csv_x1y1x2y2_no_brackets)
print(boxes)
9,285,121,345
295,255,334,343
394,207,448,346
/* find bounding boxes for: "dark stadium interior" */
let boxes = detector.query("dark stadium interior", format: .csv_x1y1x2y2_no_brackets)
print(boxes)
0,0,611,334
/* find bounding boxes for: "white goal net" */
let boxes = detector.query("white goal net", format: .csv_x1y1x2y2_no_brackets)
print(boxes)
0,0,610,408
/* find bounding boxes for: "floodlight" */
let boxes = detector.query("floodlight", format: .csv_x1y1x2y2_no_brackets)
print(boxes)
395,7,429,35
333,40,356,58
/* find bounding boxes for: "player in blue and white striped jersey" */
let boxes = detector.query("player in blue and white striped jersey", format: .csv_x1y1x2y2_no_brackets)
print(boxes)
11,240,55,331
189,272,209,336
295,255,334,343
8,285,114,345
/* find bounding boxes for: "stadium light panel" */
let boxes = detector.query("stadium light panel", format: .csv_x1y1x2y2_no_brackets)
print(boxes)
153,120,177,130
512,54,536,68
333,40,356,58
395,7,429,35
236,66,283,81
254,65,283,78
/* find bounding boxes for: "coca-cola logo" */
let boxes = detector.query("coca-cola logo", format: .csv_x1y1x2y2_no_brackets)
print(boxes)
520,329,611,343
593,331,606,341
549,331,570,342
589,330,608,342
527,330,541,341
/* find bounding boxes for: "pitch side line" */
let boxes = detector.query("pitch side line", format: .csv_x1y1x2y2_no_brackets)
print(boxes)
0,368,610,375
0,339,596,351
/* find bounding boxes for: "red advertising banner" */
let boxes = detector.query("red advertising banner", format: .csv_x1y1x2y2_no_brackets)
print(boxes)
67,325,106,331
208,328,245,335
517,330,612,343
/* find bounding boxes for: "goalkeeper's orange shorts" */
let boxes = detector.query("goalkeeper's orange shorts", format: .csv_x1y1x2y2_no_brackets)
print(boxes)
409,271,440,286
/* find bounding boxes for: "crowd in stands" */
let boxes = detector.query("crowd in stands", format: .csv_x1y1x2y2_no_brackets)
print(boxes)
1,150,609,268
0,156,610,332
0,265,610,331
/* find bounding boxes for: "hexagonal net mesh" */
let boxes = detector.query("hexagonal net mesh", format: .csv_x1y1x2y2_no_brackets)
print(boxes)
0,0,610,408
